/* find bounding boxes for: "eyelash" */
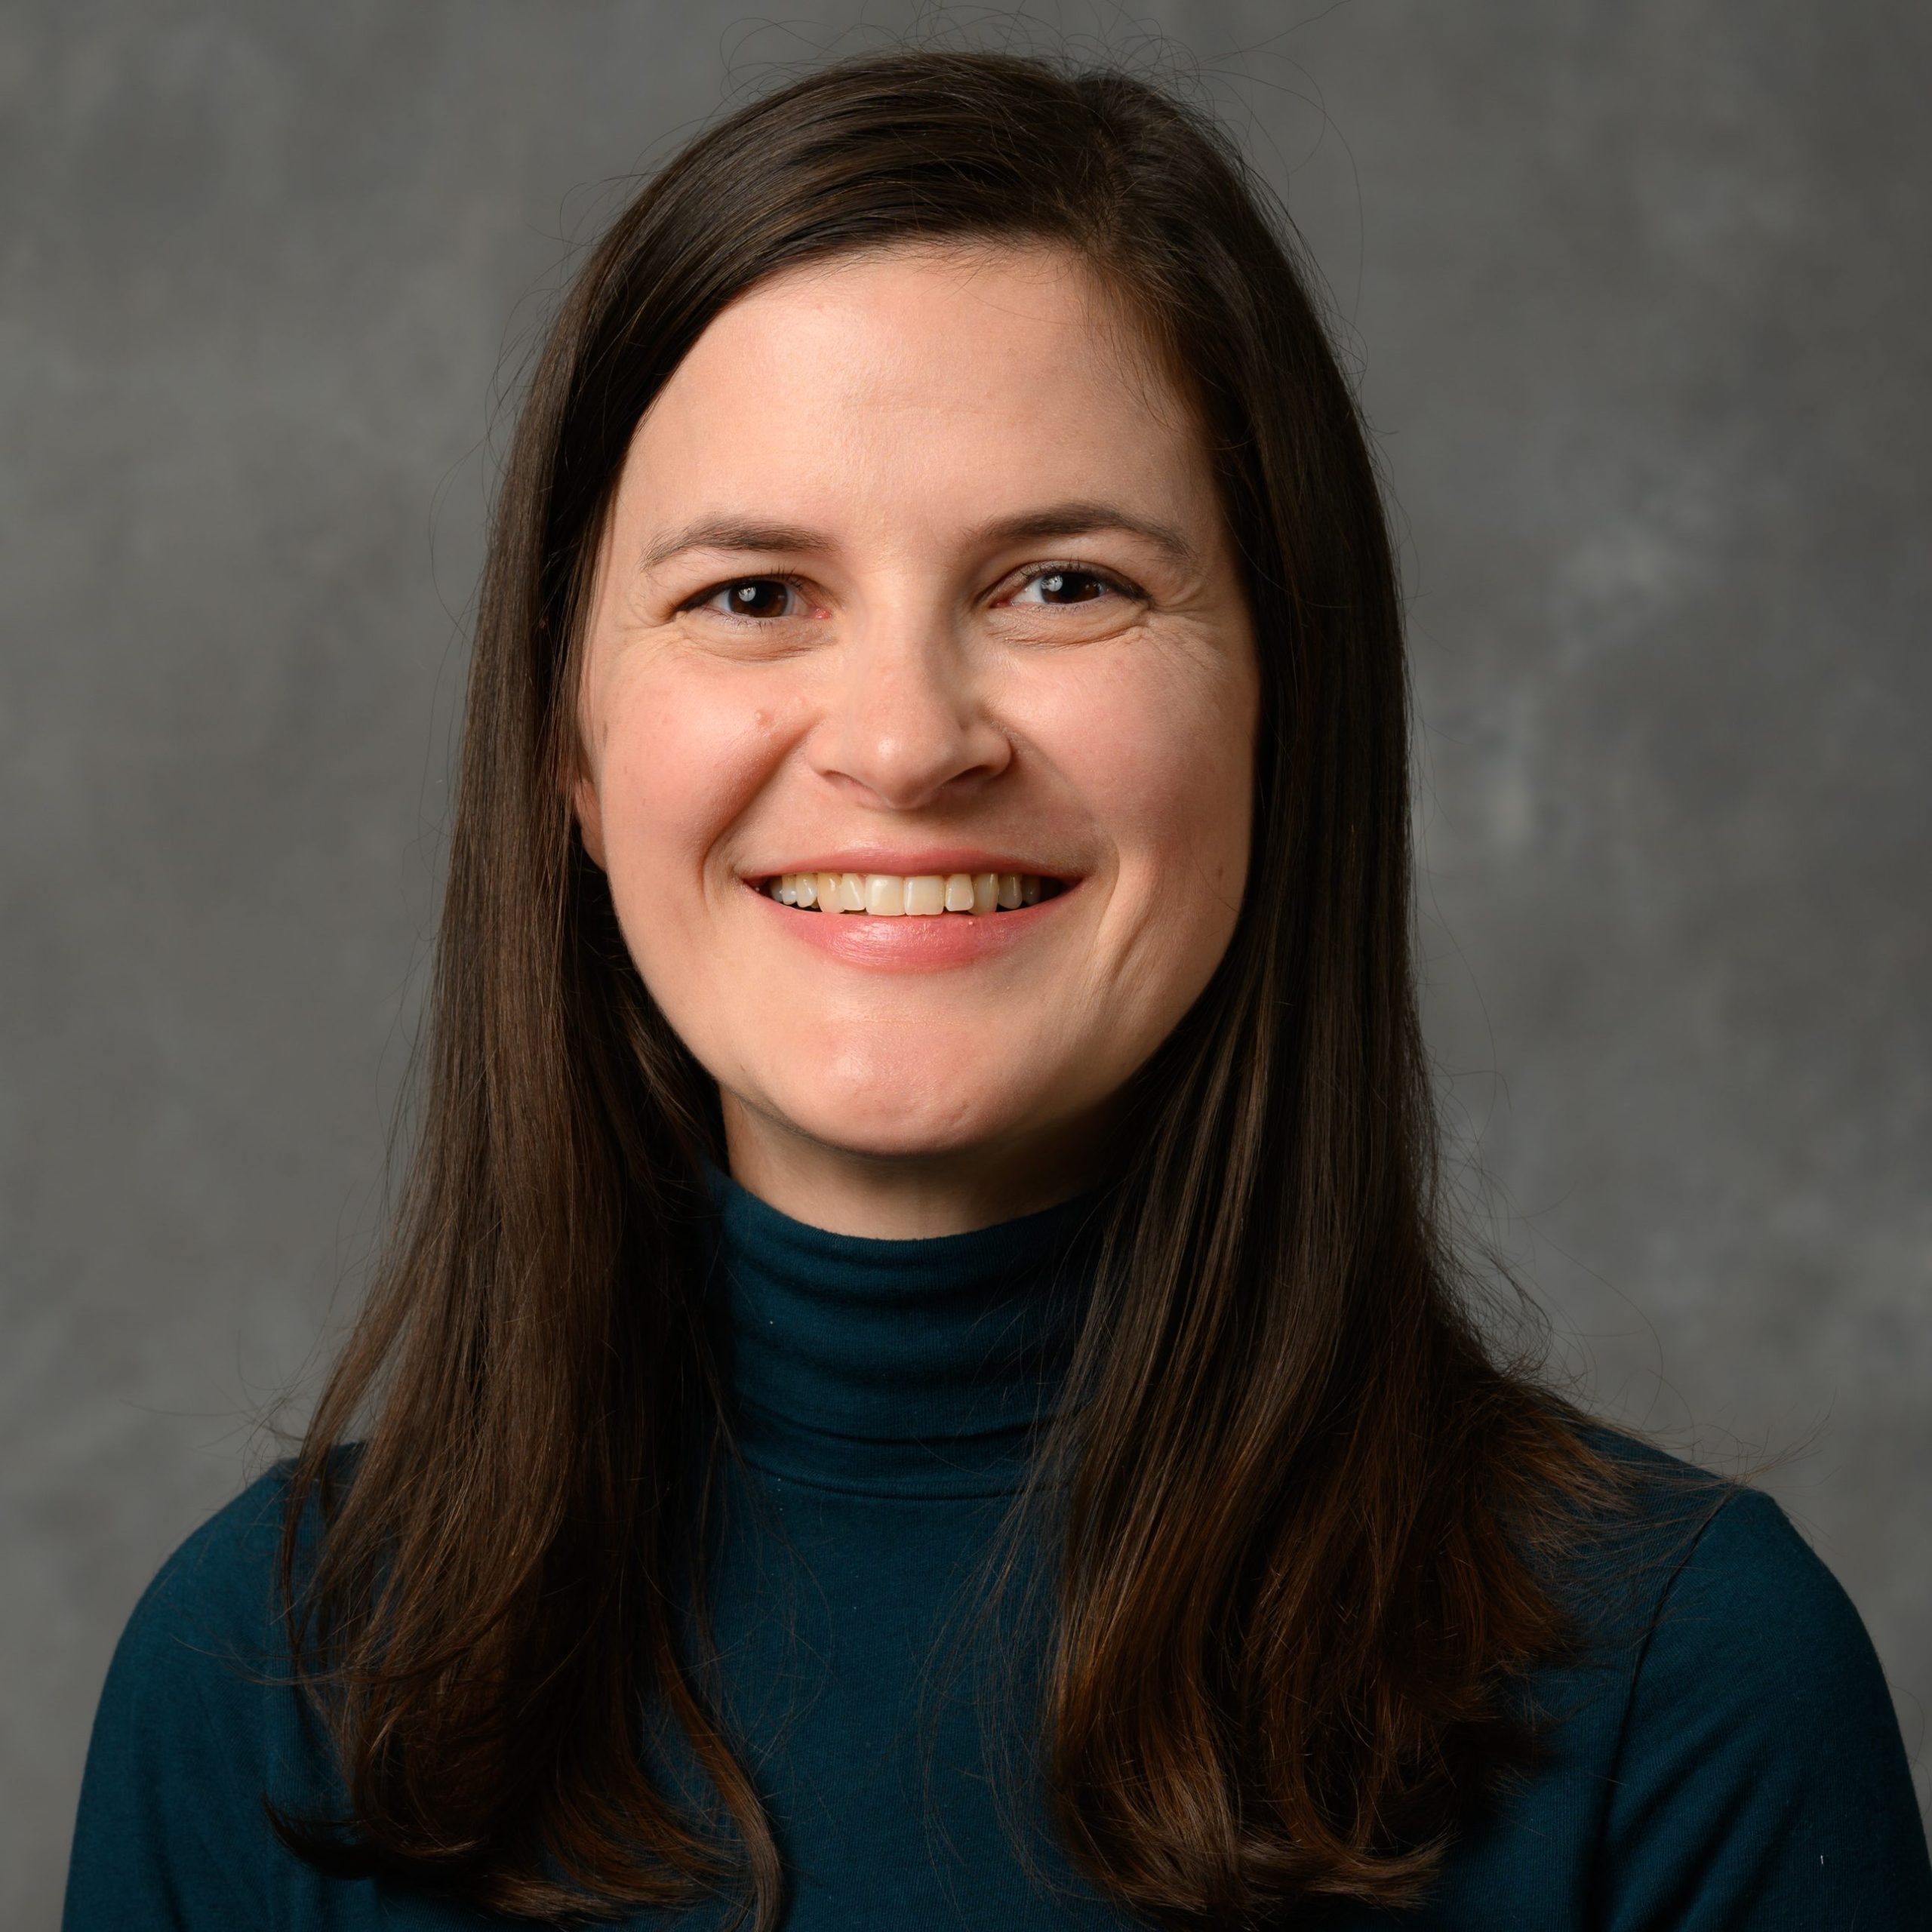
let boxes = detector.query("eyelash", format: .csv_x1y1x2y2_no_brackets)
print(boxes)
678,561,1145,620
675,572,812,620
1007,561,1145,608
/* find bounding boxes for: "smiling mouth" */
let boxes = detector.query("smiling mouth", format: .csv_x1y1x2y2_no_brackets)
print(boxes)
758,870,1069,915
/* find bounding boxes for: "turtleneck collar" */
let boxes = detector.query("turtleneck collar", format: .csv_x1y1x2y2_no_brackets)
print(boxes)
697,1158,1107,1499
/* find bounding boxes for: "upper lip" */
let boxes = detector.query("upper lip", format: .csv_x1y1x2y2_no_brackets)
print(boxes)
742,848,1077,880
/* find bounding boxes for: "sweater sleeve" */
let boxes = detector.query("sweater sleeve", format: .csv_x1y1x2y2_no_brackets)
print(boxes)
1598,1484,1932,1931
62,1472,294,1932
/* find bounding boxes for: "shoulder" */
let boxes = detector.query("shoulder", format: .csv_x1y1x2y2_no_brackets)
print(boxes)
1566,1428,1932,1928
107,1458,315,1692
75,1457,335,1834
1652,1478,1866,1669
1601,1439,1903,1785
81,1447,359,1791
1563,1426,1882,1691
66,1459,338,1928
1555,1426,1897,1740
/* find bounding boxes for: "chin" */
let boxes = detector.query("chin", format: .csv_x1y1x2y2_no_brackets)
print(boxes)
759,1078,1044,1165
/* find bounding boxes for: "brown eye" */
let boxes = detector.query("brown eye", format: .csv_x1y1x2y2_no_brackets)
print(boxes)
691,577,806,620
1010,566,1134,607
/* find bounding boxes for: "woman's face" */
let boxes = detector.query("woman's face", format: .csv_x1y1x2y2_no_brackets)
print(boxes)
572,243,1259,1232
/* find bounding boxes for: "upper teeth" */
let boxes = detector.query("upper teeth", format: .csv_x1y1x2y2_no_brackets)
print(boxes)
765,871,1049,915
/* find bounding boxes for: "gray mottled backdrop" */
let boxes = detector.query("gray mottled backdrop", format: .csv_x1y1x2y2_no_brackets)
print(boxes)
5,2,1927,1921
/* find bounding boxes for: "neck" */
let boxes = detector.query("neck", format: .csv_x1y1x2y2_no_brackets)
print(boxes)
719,1091,1115,1238
698,1155,1109,1497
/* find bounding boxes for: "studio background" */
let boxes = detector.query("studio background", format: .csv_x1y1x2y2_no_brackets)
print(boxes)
5,3,1927,1922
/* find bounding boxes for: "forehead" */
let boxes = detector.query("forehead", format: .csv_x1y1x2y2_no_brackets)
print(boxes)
620,242,1206,521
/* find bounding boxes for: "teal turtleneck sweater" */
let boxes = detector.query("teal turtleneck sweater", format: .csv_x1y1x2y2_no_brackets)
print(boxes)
65,1167,1932,1929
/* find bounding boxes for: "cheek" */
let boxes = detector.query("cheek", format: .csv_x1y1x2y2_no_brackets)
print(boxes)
592,671,772,941
1045,641,1256,894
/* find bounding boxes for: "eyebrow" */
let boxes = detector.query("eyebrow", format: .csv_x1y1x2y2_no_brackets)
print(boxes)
639,519,824,574
637,500,1201,577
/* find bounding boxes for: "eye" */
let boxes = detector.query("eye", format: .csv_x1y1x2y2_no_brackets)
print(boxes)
681,575,814,620
1005,565,1140,608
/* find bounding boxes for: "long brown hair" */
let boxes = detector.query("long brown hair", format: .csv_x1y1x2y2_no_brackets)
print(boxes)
277,45,1632,1926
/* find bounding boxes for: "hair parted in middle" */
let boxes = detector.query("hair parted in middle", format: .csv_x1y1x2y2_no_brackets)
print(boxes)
275,43,1635,1929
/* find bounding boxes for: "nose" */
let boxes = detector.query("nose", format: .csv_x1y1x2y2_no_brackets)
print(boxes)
811,610,1012,810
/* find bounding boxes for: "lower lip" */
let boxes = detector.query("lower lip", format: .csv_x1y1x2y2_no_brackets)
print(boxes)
743,879,1081,971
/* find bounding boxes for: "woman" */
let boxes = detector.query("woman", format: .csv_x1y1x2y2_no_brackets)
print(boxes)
64,47,1930,1932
